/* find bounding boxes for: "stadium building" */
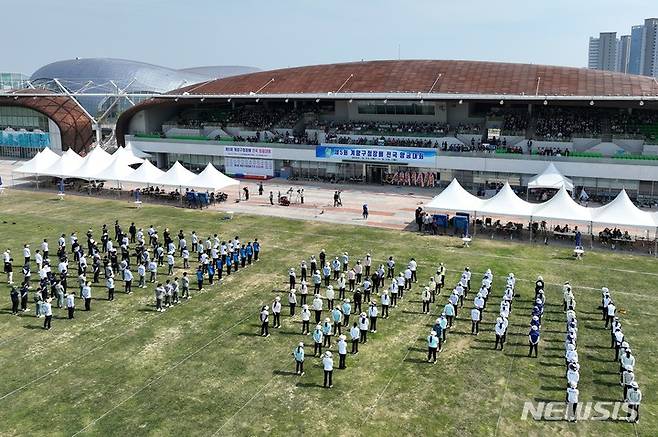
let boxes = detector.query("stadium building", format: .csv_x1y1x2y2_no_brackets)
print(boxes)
0,89,93,157
113,59,658,200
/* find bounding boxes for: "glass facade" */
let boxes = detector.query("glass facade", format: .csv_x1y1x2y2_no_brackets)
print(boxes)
0,72,29,90
358,102,435,115
0,106,49,131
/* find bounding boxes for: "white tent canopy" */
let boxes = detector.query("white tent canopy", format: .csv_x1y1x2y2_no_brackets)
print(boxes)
40,149,84,178
73,147,113,180
189,163,240,190
124,141,151,159
590,189,656,228
527,163,574,191
112,145,145,166
424,179,485,212
95,154,137,183
479,182,536,217
14,148,60,175
153,161,196,187
121,159,165,184
532,186,592,222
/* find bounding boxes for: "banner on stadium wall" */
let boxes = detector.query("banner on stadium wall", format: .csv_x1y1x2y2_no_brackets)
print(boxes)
0,131,50,148
224,145,273,159
225,157,274,177
315,145,436,165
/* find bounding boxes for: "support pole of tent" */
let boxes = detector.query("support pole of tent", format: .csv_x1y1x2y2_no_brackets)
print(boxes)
589,221,594,250
529,217,533,244
655,227,657,258
473,211,477,237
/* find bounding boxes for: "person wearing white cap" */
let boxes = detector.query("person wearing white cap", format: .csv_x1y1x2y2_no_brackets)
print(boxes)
444,301,455,328
358,312,369,343
565,344,578,366
389,281,399,308
610,317,621,348
396,273,406,299
619,348,635,375
322,318,333,347
313,323,324,356
312,293,323,323
342,299,351,326
470,307,481,335
386,256,395,279
272,296,282,328
428,276,437,303
331,306,343,335
422,287,431,314
288,289,297,316
436,263,446,295
364,253,372,277
293,342,305,375
3,249,13,284
332,257,341,280
312,270,322,294
289,268,296,291
562,282,572,311
354,260,363,284
409,258,418,283
601,287,611,321
613,328,624,360
300,280,308,306
347,268,356,292
626,381,641,423
427,330,439,363
368,302,378,333
350,322,360,354
381,290,390,318
528,325,540,357
300,259,307,283
341,252,349,272
621,365,634,400
337,273,346,300
326,285,335,309
605,300,616,328
535,276,544,295
322,351,334,388
260,305,270,337
337,335,348,369
494,317,506,350
23,243,31,267
566,382,579,422
301,304,311,335
403,267,412,293
566,363,580,387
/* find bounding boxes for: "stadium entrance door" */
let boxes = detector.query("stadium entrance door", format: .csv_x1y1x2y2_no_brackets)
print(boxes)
366,164,387,183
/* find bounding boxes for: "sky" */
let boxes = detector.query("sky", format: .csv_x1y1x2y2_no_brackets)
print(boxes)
1,0,655,75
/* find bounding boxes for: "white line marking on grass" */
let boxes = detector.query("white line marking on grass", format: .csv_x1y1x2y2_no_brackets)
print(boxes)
211,379,276,436
360,312,434,426
0,318,152,402
493,323,520,436
70,313,252,436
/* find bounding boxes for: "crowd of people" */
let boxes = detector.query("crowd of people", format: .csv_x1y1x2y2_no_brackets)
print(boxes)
322,121,448,137
4,221,262,326
534,108,602,140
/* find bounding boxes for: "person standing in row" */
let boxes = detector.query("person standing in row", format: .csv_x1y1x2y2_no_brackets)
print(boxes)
528,325,540,357
293,342,305,376
82,282,92,311
288,289,297,316
322,351,334,388
43,298,53,330
427,330,439,364
66,291,75,319
301,304,311,335
337,335,347,369
260,305,270,337
272,296,282,329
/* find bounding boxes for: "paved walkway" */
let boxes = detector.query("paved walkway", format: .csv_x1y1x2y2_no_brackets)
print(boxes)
0,158,432,230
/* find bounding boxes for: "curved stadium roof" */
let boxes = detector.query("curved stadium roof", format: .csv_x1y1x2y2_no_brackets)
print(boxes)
169,59,658,98
0,89,93,153
31,58,259,113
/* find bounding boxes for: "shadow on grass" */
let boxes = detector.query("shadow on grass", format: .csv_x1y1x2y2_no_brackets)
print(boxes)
295,381,323,389
272,370,298,377
404,357,431,365
539,362,563,367
592,379,620,388
238,332,262,337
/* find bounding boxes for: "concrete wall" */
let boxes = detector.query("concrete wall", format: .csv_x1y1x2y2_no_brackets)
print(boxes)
47,118,62,152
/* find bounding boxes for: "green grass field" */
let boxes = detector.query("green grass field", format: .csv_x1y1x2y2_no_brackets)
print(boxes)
0,190,655,436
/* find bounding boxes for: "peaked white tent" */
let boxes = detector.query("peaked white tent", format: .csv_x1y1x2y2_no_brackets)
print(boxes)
153,161,196,187
40,149,84,178
424,179,485,212
112,145,145,166
14,148,60,175
95,154,137,183
124,141,151,159
527,163,574,192
479,182,535,217
590,189,656,228
74,147,113,180
531,186,592,222
120,159,165,184
189,163,240,190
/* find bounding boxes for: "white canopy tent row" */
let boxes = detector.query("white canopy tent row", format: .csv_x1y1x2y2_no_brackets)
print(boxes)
425,178,658,237
527,162,574,192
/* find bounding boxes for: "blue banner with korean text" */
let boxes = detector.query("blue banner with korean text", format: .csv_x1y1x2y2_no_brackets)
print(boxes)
316,145,436,165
